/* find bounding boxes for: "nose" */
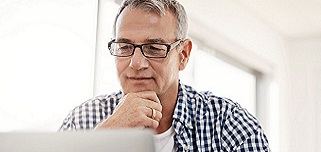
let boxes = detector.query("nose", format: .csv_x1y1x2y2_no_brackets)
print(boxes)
129,47,149,70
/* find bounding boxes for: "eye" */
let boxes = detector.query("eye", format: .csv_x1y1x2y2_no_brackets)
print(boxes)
145,45,163,51
144,44,166,52
114,43,133,55
142,44,167,57
118,43,132,50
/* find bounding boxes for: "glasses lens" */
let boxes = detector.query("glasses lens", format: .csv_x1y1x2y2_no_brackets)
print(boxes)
111,42,133,56
142,44,167,57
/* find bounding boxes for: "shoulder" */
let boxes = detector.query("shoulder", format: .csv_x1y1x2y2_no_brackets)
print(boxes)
201,92,270,151
181,83,240,115
72,91,122,114
59,91,122,130
180,83,269,151
180,83,237,106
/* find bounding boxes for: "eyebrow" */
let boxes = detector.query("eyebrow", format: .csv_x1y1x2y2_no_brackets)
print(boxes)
115,38,167,43
115,38,131,43
145,38,166,43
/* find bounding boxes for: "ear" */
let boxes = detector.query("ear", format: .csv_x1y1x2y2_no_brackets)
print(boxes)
179,39,192,71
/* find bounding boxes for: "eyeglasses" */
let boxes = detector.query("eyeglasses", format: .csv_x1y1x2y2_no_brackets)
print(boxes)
108,39,182,58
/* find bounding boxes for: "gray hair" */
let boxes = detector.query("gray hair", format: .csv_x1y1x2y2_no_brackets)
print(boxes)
112,0,188,39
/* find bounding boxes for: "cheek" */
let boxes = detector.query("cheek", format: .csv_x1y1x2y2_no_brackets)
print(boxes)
155,57,180,79
115,58,128,76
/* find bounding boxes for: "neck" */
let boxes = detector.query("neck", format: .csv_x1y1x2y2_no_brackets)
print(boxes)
155,106,175,134
155,83,179,134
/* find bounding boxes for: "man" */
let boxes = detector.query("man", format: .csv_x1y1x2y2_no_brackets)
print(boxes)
60,0,270,151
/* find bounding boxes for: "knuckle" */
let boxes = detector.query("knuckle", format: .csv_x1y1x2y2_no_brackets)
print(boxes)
158,104,163,111
153,120,159,128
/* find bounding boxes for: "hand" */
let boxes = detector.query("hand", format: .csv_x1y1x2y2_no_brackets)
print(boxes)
94,91,162,130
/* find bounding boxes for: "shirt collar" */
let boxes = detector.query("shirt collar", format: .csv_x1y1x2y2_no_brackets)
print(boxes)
172,82,194,131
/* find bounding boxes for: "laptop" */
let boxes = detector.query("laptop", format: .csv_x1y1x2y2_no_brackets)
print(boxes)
0,129,155,152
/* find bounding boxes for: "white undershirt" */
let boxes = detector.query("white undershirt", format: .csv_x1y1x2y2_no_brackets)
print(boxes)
154,127,176,152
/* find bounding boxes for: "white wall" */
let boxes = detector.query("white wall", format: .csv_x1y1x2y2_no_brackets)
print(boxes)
286,38,321,152
180,0,321,151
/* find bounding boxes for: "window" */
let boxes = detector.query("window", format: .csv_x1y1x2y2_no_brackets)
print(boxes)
180,43,257,116
0,0,98,131
93,0,120,96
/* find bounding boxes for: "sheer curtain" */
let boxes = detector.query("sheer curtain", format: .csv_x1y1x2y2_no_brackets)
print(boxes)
0,0,98,132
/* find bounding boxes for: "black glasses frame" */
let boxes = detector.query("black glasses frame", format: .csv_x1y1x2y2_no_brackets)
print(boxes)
108,39,182,58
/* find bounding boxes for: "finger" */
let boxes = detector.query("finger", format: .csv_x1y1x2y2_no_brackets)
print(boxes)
145,100,162,112
123,92,161,110
153,110,162,122
119,93,161,113
128,92,162,112
145,107,162,122
132,91,161,104
144,117,160,129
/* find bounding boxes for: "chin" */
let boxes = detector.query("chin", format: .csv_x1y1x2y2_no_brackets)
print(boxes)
122,80,157,92
128,87,155,93
121,84,151,92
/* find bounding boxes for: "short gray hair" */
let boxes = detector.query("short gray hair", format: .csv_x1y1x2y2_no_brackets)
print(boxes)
113,0,188,39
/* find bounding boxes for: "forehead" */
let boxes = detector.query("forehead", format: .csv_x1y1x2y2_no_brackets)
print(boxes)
115,7,177,43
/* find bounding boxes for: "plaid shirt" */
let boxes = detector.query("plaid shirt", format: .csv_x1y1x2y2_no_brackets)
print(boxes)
59,82,270,151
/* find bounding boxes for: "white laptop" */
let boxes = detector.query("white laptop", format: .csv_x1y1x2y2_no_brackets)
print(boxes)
0,129,155,152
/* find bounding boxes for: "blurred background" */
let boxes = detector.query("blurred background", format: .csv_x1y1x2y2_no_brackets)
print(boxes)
1,0,320,151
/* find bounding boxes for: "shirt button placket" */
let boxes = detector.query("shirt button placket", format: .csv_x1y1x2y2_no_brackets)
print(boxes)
183,145,189,151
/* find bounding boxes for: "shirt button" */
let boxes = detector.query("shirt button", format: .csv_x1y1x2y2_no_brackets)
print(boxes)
183,145,189,151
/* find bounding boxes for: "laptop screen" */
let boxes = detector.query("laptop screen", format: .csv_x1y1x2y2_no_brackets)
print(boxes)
0,129,155,152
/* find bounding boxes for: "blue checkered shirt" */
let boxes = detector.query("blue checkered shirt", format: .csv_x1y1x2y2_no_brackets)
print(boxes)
59,82,270,151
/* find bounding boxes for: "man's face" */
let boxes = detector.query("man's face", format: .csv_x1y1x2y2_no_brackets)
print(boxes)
114,7,182,98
